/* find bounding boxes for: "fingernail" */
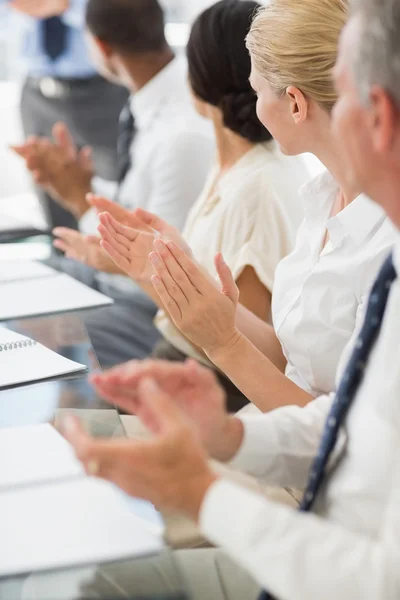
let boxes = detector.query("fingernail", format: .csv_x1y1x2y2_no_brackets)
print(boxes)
150,252,161,265
53,228,62,235
153,239,164,252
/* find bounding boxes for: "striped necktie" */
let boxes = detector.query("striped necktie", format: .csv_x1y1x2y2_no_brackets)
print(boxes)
259,252,396,600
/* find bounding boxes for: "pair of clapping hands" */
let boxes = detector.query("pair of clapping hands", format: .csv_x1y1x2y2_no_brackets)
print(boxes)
63,359,244,520
13,124,242,359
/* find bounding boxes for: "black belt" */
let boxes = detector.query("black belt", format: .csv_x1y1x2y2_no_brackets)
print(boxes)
26,75,103,99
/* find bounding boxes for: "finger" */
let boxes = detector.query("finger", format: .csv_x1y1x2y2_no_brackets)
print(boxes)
52,122,76,161
134,208,167,234
137,378,184,434
88,195,130,224
151,274,182,323
99,213,136,251
98,220,131,255
152,239,196,302
103,212,142,245
52,227,79,244
100,239,131,274
62,417,92,462
163,240,211,295
214,253,239,303
79,146,93,170
63,417,131,479
86,235,101,246
53,239,70,254
10,144,30,158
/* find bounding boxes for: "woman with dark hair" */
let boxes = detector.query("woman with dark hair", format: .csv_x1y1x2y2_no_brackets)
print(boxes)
94,0,310,412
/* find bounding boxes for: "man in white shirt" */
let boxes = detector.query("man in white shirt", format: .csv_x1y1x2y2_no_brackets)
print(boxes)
13,0,214,367
58,0,400,599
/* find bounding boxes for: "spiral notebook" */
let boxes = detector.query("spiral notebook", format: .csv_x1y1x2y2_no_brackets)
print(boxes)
0,328,87,390
0,273,113,321
0,424,164,577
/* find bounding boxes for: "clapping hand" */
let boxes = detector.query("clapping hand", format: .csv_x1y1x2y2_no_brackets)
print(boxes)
12,123,93,219
90,359,242,462
64,377,218,520
53,227,123,274
148,240,241,359
92,199,192,283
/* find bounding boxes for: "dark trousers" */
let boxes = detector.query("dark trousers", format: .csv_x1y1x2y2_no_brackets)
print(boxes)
20,76,128,229
152,339,249,413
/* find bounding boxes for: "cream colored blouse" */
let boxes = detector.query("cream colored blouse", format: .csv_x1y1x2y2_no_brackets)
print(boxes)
155,141,310,364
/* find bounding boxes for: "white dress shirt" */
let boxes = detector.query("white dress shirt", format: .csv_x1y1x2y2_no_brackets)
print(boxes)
200,235,400,600
272,170,397,397
80,56,214,295
156,142,309,365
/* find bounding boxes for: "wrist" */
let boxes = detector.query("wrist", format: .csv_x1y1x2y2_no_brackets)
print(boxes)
206,329,244,368
212,416,244,463
180,470,219,522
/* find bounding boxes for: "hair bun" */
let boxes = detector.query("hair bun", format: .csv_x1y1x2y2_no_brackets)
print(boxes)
220,91,272,143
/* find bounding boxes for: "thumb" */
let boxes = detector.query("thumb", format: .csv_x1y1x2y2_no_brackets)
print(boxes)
214,254,239,303
79,146,93,171
134,208,166,234
137,378,184,434
52,122,76,161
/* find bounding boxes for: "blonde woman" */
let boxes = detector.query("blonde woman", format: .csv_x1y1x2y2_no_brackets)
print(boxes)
96,0,396,415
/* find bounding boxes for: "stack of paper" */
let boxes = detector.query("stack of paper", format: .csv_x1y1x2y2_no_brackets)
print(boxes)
0,328,87,390
0,424,164,577
0,273,113,321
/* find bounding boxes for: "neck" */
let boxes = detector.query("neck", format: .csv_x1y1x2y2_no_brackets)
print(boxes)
311,136,360,206
119,46,175,93
212,114,255,174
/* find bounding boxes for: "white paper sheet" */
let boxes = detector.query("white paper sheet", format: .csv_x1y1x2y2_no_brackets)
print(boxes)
0,328,87,389
0,424,84,491
0,273,113,321
0,478,164,577
0,260,56,284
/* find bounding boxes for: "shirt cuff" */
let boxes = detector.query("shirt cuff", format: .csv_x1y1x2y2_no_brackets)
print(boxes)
200,479,274,550
227,415,267,473
62,0,87,29
79,207,99,235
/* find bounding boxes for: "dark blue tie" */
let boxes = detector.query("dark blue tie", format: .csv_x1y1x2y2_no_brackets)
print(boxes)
42,17,68,62
259,252,396,600
117,102,136,186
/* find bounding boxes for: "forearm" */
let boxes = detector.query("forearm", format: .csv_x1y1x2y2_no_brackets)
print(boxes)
200,480,399,600
209,333,311,413
235,304,286,371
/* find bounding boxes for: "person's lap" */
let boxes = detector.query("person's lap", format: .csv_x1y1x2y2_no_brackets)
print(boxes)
22,549,261,600
45,256,161,368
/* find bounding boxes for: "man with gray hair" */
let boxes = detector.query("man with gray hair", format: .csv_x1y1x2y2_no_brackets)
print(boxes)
21,1,400,600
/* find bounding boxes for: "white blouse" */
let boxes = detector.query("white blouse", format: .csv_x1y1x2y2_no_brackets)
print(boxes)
272,169,397,397
156,141,310,364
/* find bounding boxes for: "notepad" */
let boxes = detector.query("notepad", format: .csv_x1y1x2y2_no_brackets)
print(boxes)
0,424,84,490
0,328,87,390
0,273,113,321
0,260,56,284
0,424,164,577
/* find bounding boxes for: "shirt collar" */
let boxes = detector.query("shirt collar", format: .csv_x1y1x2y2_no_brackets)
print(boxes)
299,169,387,249
130,56,187,130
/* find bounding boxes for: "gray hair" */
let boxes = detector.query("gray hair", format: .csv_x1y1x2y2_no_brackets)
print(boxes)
352,0,400,107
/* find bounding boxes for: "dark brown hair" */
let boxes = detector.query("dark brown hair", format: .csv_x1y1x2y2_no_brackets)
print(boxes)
187,0,272,143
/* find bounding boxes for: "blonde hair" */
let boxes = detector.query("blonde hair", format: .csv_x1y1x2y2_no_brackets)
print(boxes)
246,0,348,112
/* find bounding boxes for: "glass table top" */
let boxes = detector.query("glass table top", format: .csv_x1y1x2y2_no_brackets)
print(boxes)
0,311,188,600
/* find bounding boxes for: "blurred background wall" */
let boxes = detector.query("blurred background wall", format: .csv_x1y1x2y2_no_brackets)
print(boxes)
0,0,322,209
